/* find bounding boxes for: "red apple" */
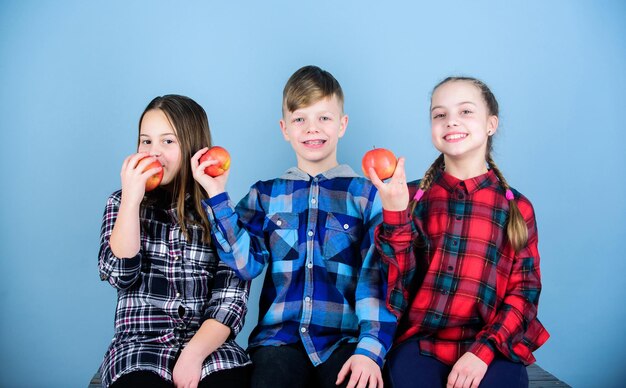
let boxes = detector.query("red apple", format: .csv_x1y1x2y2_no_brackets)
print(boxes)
199,146,231,177
362,147,397,180
139,156,163,192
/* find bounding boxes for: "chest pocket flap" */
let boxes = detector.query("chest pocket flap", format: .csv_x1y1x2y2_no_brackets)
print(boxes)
264,212,300,260
323,212,361,264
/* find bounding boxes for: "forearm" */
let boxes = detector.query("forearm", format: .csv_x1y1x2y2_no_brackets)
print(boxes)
205,261,250,336
375,209,416,316
354,271,397,366
204,194,267,279
470,252,543,364
182,319,231,362
109,199,141,258
98,193,143,288
355,211,399,366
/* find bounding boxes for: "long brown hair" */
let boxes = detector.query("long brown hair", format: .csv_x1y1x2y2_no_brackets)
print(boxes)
139,95,212,243
411,77,528,253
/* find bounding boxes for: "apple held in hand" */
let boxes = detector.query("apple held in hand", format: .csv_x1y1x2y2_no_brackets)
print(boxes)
199,146,231,177
362,147,397,180
140,156,163,192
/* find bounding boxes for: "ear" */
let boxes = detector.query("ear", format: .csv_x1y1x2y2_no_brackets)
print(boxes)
487,115,499,136
279,119,290,141
338,114,349,138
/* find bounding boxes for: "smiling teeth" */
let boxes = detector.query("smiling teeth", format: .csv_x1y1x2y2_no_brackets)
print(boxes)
446,134,467,140
304,140,325,145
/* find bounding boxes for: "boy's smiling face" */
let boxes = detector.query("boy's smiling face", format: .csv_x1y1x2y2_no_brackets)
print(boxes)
280,95,348,176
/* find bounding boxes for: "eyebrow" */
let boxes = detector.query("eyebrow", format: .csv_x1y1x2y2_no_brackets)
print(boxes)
431,101,477,111
139,133,177,137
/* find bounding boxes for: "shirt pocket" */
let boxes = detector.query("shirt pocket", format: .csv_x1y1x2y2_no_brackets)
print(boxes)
263,212,300,261
322,212,362,266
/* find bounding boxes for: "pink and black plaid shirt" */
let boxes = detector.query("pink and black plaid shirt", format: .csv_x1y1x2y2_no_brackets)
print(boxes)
98,189,251,387
376,169,549,366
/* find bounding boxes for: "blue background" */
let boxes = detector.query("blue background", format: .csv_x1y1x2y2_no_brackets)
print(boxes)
1,1,624,387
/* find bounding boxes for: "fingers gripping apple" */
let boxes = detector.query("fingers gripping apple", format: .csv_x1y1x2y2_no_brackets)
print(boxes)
199,146,231,177
140,156,163,192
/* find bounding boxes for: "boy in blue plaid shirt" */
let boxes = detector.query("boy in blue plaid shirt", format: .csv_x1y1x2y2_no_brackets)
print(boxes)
192,65,396,388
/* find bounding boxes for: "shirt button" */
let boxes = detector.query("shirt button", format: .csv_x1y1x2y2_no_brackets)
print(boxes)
434,314,441,320
458,193,464,199
300,327,307,333
276,220,282,226
452,240,458,246
343,224,349,230
176,292,181,298
447,266,454,271
174,256,180,261
305,296,311,302
455,215,462,221
440,289,448,295
311,198,317,204
307,262,313,269
308,230,314,237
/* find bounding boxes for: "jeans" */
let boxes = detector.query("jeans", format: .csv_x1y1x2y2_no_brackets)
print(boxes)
250,341,358,388
109,365,251,388
384,339,528,388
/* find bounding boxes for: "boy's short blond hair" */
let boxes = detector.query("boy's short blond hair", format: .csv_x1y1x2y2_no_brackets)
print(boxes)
282,65,344,115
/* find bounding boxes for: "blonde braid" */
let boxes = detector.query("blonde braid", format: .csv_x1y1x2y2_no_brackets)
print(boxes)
487,154,528,253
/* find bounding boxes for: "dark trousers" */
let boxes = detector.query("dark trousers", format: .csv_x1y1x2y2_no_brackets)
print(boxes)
250,341,358,388
384,339,528,388
109,365,251,388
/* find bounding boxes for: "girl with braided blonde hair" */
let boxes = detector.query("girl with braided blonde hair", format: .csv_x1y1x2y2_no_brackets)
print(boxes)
369,77,549,388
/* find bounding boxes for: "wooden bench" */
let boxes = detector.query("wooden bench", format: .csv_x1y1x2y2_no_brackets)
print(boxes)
88,364,569,387
527,364,571,387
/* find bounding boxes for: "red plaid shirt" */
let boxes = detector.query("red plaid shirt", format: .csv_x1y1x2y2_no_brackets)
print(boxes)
376,170,549,366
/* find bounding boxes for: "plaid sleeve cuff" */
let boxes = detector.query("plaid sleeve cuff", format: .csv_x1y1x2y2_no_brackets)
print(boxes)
468,339,496,365
379,209,414,247
100,252,142,289
202,301,247,336
202,193,237,253
201,262,250,335
355,336,386,368
382,208,411,226
202,192,232,219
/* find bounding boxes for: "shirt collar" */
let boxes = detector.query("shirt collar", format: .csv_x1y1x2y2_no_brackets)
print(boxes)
280,164,359,181
438,169,499,194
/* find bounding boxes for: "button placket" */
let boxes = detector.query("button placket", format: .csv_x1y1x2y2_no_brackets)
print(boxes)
301,177,319,348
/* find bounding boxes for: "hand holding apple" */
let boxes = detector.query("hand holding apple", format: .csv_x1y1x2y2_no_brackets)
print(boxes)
199,146,231,177
367,155,409,212
119,153,163,206
191,146,231,198
362,147,397,180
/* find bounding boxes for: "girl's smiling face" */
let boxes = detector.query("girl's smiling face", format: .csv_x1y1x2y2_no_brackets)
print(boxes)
138,109,182,187
430,80,498,164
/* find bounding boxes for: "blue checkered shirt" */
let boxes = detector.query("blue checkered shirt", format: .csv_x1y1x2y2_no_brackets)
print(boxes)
203,165,396,367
